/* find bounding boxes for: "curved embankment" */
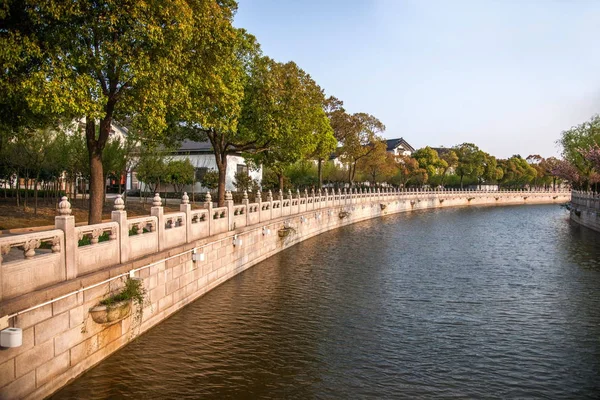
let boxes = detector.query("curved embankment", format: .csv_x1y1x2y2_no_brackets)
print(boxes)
0,190,569,399
570,191,600,233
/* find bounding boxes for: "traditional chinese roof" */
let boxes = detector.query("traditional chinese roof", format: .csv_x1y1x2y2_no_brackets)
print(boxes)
386,138,415,153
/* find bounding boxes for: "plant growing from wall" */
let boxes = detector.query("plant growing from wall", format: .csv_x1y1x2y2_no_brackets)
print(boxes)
86,277,147,330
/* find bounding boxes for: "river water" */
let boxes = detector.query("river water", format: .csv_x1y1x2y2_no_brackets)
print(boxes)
52,205,600,399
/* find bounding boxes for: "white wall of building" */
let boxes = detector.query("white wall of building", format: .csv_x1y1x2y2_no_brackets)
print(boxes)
170,154,262,192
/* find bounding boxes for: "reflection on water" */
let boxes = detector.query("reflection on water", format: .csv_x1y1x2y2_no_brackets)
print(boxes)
52,205,600,399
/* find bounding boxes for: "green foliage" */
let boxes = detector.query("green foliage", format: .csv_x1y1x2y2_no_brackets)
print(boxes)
453,143,485,188
135,147,168,194
498,155,537,188
78,232,109,247
165,159,195,194
241,58,335,190
356,141,396,183
337,112,386,183
412,147,446,179
201,170,219,191
233,171,258,193
284,161,319,189
557,114,600,188
99,277,146,307
1,0,241,222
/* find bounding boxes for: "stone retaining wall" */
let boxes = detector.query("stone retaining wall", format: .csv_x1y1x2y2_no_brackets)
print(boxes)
570,190,600,232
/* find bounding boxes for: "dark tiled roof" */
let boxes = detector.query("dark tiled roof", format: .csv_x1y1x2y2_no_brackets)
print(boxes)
386,138,415,153
176,140,213,153
431,147,452,155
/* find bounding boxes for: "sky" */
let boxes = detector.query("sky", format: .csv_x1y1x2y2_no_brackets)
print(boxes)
234,0,600,159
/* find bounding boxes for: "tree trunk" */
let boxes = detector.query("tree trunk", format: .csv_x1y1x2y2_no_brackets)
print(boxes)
317,158,323,189
87,119,105,224
278,173,284,191
16,172,20,207
34,175,39,216
217,157,227,207
460,174,464,189
24,176,28,209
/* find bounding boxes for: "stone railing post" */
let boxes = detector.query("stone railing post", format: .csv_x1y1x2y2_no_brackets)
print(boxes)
242,190,250,224
111,194,130,263
204,192,213,236
256,189,263,221
151,193,166,251
225,190,234,230
180,192,191,242
266,189,274,220
286,189,293,216
296,189,301,213
304,188,309,210
55,197,77,279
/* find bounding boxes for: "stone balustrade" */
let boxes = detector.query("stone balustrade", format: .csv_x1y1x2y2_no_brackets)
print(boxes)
0,188,570,303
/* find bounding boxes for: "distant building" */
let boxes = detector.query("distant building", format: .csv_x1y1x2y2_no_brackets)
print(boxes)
386,138,415,156
135,139,262,193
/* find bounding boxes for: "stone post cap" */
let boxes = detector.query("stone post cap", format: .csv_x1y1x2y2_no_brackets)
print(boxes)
304,188,308,196
318,189,322,196
152,193,162,207
279,189,283,198
343,188,347,194
182,192,190,204
324,188,328,195
243,190,248,200
114,194,125,211
311,188,315,196
205,191,212,203
288,189,293,198
58,196,72,216
225,191,233,201
266,190,273,201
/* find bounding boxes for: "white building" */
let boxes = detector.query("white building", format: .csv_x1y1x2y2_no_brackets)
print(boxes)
386,138,415,156
133,139,262,193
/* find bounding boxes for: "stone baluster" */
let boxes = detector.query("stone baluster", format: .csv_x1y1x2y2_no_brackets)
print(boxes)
179,192,192,242
111,194,130,263
225,190,234,230
203,191,213,236
266,190,274,219
55,197,77,279
151,193,167,251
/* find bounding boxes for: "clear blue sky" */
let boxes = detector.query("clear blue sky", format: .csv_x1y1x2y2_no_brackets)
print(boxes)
234,0,600,159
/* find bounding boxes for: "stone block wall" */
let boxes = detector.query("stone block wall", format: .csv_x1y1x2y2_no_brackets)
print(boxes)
570,191,600,233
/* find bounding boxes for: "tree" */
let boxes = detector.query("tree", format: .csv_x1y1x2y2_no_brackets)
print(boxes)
498,155,537,189
1,0,239,223
245,60,335,191
453,143,485,188
540,156,561,190
338,113,386,184
390,155,425,188
232,170,256,193
557,115,600,190
136,148,168,196
356,140,395,184
201,170,219,191
412,147,446,184
481,154,503,186
439,150,458,186
165,159,195,196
